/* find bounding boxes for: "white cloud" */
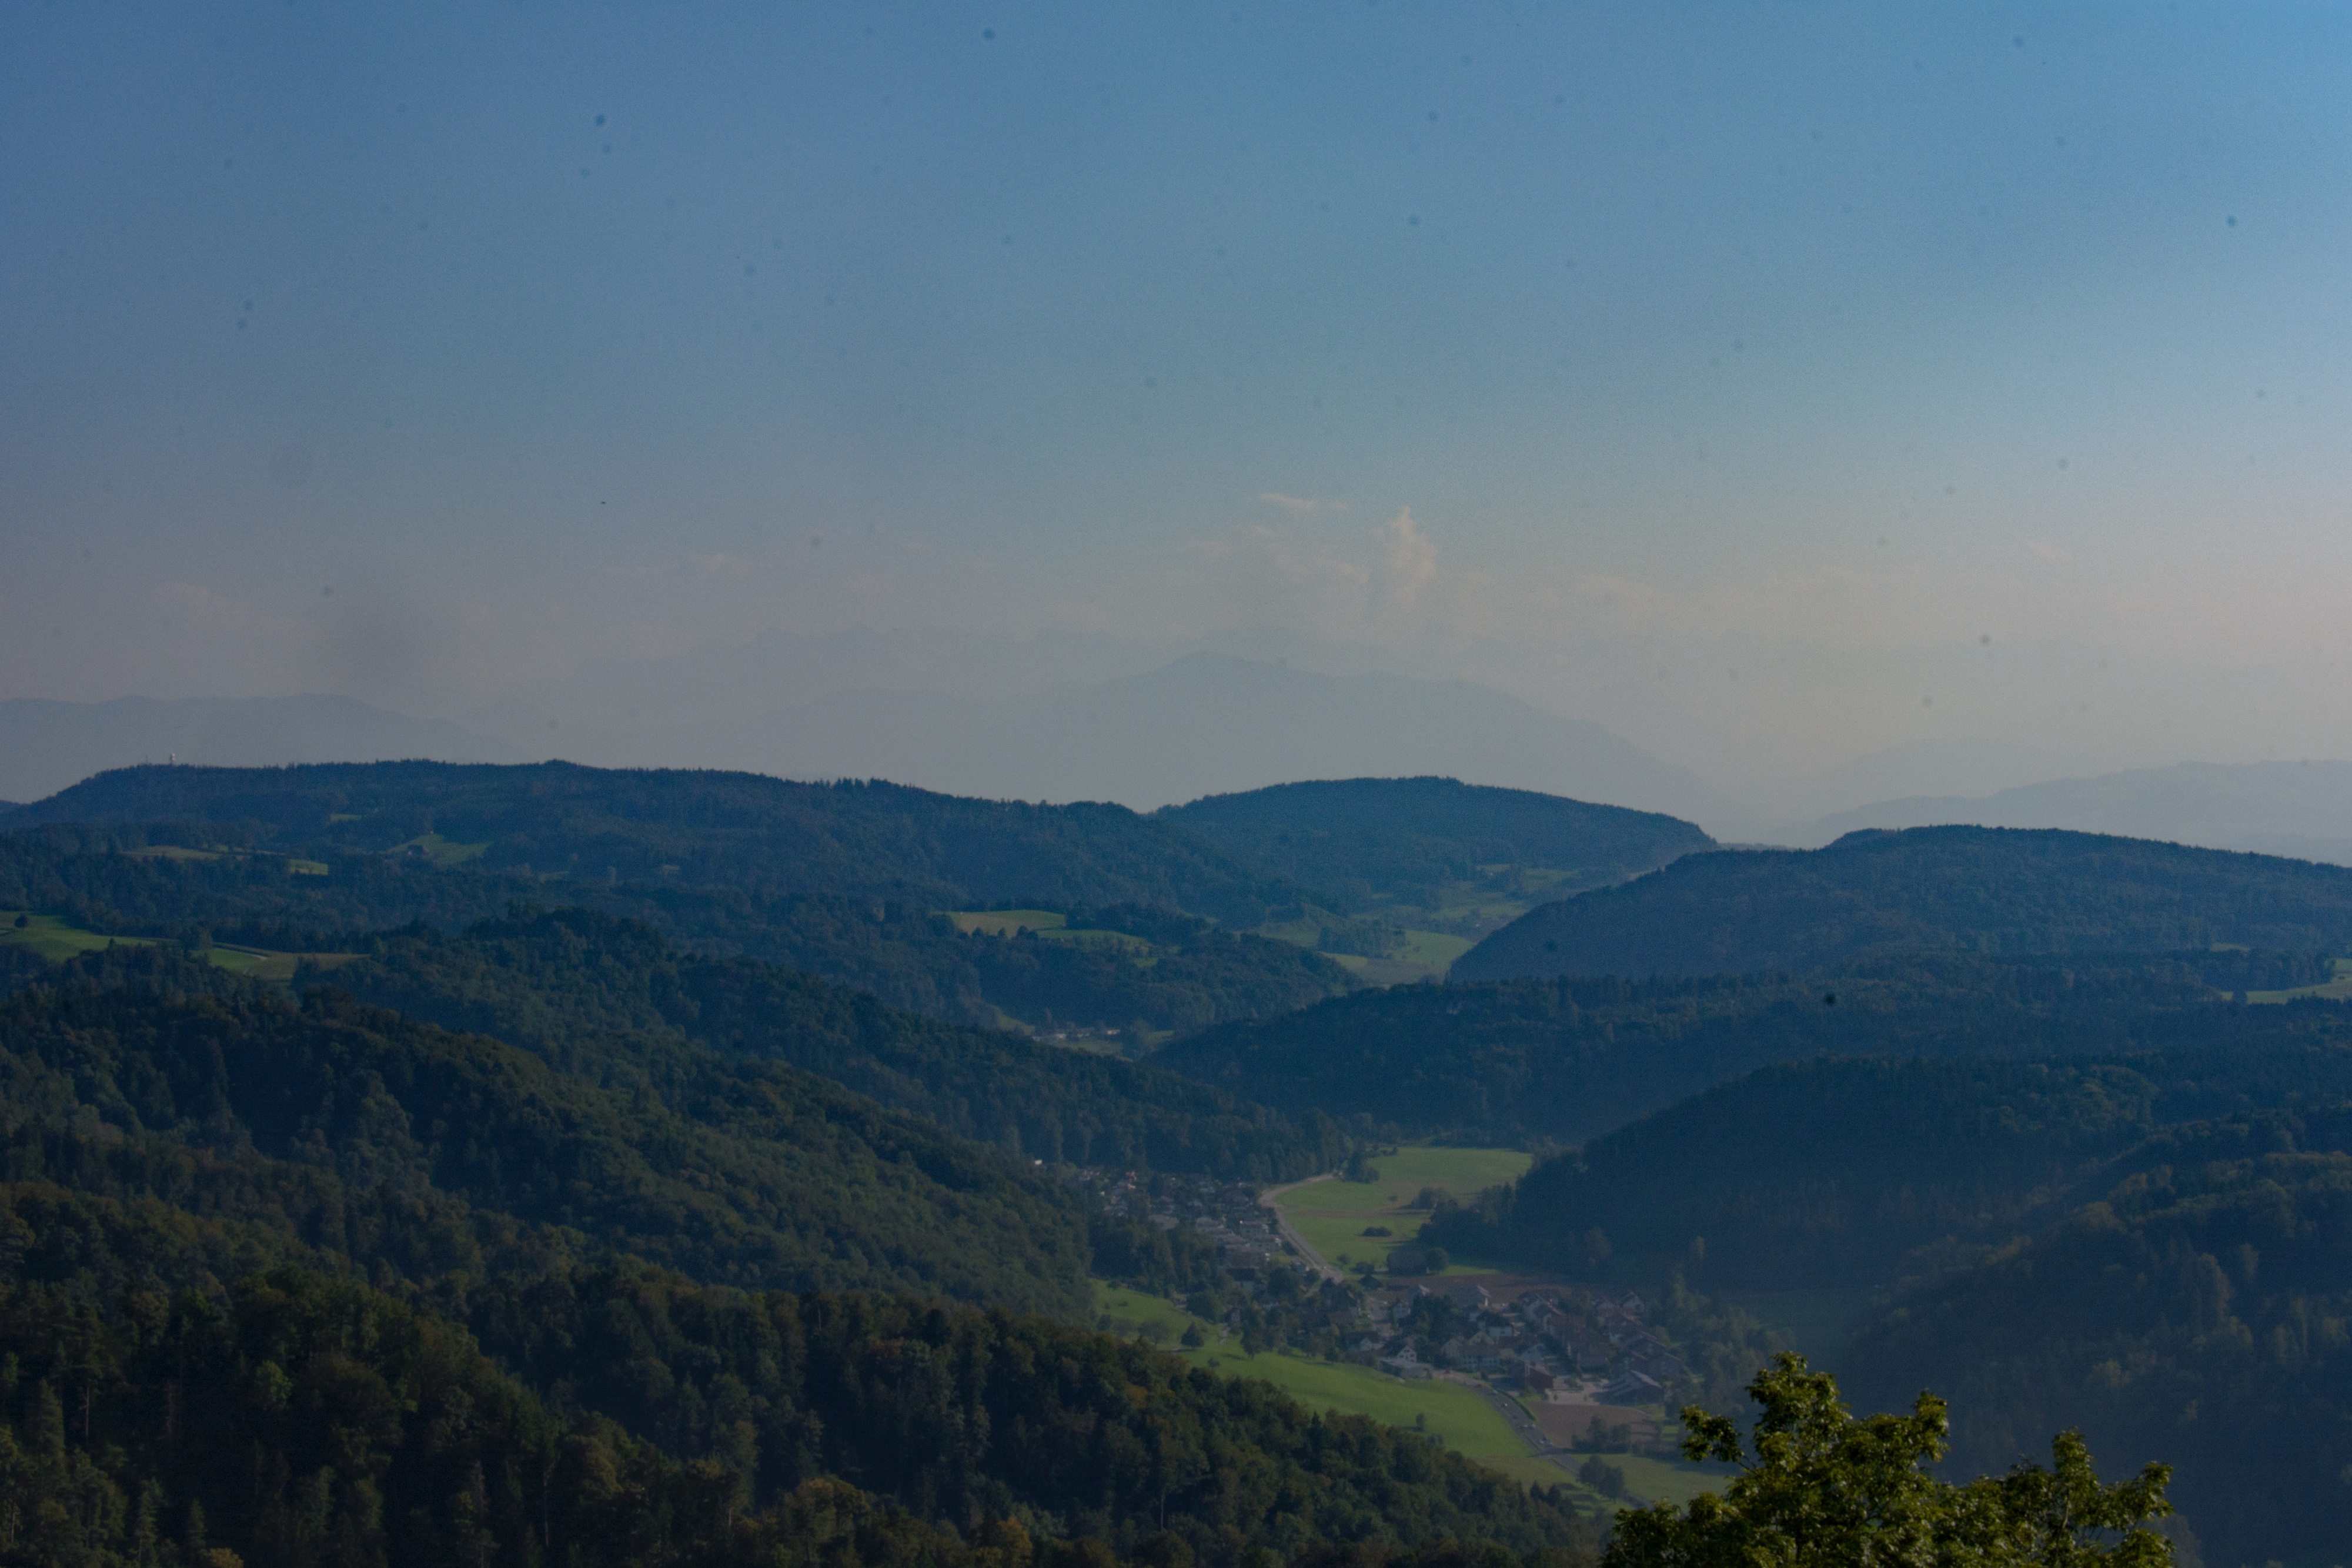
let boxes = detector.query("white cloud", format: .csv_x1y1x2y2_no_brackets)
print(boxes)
1257,492,1348,517
1372,507,1439,626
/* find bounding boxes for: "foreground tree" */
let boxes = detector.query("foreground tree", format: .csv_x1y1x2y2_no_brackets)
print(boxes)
1605,1354,2174,1567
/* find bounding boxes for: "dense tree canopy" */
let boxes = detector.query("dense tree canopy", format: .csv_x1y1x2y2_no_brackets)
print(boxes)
1456,827,2352,982
1157,780,1710,913
0,819,1355,1038
1165,954,2350,1143
0,947,1096,1314
330,907,1351,1180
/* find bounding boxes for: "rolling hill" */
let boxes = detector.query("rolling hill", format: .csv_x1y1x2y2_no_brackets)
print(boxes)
2,760,1308,926
1453,825,2352,982
1160,951,2347,1144
1159,777,1712,913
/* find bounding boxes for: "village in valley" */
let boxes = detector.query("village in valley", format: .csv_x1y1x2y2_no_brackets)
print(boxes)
1076,1161,1693,1496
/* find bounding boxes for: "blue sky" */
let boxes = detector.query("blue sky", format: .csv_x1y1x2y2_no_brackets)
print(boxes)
5,1,2349,790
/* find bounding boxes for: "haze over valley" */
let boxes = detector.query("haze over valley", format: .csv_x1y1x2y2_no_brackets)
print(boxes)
7,2,2350,1564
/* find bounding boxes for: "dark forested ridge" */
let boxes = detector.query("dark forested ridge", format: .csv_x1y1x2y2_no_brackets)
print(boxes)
1455,825,2352,981
0,948,1095,1314
600,886,1359,1034
329,906,1351,1180
1161,951,2344,1142
1157,778,1712,911
1418,1038,2352,1288
0,820,1355,1037
3,761,1309,925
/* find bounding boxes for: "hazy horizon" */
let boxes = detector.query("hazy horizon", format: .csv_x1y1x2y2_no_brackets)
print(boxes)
8,2,2351,805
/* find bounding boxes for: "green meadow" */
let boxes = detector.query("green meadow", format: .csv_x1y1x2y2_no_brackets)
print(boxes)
1275,1146,1533,1273
1,912,356,985
2249,956,2352,1004
1095,1281,1574,1483
0,912,143,962
948,910,1069,936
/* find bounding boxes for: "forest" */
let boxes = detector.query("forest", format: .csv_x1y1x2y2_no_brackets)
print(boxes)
1155,780,1711,913
0,763,1313,925
328,905,1352,1180
1164,951,2345,1142
0,943,1599,1567
0,823,1356,1038
1455,825,2352,981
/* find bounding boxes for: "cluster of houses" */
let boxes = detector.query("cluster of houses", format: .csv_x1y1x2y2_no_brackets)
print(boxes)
1360,1281,1684,1407
1080,1168,1295,1271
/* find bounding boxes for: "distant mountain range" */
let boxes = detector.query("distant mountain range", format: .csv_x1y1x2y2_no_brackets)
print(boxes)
606,652,1737,825
4,656,1736,828
1778,758,2352,865
0,694,518,803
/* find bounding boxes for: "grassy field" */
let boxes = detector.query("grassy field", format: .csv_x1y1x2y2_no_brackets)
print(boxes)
2250,957,2352,1004
393,833,488,867
1609,1453,1725,1507
1395,930,1475,969
1092,1279,1724,1513
2,912,357,985
1095,1282,1555,1467
208,945,365,983
0,912,146,962
948,911,1154,954
1274,1147,1533,1274
948,910,1068,936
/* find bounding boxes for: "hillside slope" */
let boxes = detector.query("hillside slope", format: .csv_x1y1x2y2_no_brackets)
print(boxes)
1840,1105,2352,1566
0,946,1094,1313
0,822,1355,1036
330,905,1350,1179
1419,1033,2352,1287
1161,951,2343,1142
1454,825,2352,981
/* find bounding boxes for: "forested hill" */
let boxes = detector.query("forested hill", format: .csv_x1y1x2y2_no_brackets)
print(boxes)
0,1223,1598,1568
1838,1102,2352,1566
329,905,1351,1180
1157,777,1712,910
1418,1034,2352,1288
4,760,1307,925
0,948,1602,1568
0,819,1357,1037
1454,825,2352,981
0,945,1096,1313
1402,1037,2352,1563
1161,950,2344,1142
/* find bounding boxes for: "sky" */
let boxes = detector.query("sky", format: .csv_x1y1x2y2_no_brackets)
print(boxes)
5,1,2350,801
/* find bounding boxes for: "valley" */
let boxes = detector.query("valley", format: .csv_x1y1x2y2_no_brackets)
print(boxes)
0,761,2341,1564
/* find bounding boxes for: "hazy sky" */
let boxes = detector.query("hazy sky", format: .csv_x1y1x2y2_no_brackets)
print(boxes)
6,1,2350,789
